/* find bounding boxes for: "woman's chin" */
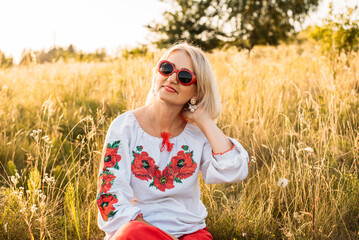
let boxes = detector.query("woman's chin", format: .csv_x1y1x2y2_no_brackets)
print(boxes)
155,93,186,108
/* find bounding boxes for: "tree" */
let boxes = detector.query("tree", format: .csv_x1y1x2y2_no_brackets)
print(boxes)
225,0,320,50
310,4,359,56
309,4,359,78
146,0,226,51
147,0,320,51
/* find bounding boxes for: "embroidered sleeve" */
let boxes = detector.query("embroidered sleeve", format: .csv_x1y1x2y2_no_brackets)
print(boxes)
212,144,235,156
97,119,141,238
200,136,249,184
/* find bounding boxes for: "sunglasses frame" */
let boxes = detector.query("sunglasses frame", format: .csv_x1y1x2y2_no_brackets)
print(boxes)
157,60,197,86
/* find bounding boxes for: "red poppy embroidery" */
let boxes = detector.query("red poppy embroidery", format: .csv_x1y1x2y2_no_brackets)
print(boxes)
151,167,175,192
97,194,118,221
131,145,197,192
168,150,197,180
98,171,116,194
131,149,157,181
103,141,121,171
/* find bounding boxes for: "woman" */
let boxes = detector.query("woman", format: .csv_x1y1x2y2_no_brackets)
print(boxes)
97,42,249,240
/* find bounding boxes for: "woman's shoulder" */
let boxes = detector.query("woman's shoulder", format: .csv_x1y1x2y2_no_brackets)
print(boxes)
107,110,138,138
110,110,135,126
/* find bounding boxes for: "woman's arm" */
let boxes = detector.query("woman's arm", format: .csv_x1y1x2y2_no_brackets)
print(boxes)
182,106,233,154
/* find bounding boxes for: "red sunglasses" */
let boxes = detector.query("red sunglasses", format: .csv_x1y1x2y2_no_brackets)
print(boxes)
157,60,197,86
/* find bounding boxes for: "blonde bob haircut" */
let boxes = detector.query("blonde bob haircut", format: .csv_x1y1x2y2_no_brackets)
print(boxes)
145,42,222,122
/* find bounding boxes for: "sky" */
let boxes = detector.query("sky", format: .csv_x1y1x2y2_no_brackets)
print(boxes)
0,0,357,63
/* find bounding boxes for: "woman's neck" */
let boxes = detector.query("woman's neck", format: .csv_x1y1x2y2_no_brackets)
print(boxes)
146,100,186,135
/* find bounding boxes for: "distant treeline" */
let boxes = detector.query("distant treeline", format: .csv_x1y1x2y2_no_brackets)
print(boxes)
0,44,153,68
19,45,107,65
0,45,107,68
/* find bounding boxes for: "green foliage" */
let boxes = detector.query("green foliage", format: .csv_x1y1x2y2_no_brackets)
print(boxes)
146,0,225,51
27,168,41,194
65,181,81,239
310,4,359,55
7,161,16,176
225,0,320,50
121,44,150,59
148,0,320,51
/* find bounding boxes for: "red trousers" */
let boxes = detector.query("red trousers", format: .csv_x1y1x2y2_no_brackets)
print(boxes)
112,221,213,240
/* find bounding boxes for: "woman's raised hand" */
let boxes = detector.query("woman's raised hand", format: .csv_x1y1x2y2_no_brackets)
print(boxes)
181,104,211,125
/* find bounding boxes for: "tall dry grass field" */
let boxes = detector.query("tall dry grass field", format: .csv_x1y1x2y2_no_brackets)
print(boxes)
0,44,358,240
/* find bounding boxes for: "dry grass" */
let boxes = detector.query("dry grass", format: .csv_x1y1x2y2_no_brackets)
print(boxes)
0,43,358,239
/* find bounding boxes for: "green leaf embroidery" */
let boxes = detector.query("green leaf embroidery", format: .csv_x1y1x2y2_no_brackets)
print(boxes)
114,163,120,170
107,140,120,149
108,210,118,218
174,177,182,183
182,145,189,151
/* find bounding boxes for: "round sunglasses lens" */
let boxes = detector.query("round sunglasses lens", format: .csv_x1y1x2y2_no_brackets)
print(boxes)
159,62,173,75
178,71,193,84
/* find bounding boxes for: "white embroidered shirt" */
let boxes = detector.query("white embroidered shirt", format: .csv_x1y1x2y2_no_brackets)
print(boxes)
97,111,249,239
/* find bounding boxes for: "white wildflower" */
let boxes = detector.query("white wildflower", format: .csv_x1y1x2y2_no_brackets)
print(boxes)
242,232,247,237
30,129,42,142
277,178,289,188
304,147,314,154
30,204,37,213
11,176,18,186
43,174,55,185
26,190,31,194
250,156,256,163
42,135,52,144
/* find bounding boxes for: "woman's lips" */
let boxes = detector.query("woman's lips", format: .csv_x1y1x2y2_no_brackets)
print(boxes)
163,85,177,93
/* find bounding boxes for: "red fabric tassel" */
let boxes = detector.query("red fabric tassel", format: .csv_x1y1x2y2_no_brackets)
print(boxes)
160,131,174,152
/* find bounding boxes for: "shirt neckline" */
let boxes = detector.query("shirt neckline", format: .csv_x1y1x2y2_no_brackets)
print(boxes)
128,111,190,141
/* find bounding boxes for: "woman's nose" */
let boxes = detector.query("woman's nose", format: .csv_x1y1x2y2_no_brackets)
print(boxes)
167,71,178,84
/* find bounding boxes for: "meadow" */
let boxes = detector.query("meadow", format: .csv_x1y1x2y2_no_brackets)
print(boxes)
0,43,358,239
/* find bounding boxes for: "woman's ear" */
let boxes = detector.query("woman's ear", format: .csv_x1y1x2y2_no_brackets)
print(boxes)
193,92,200,102
193,90,199,99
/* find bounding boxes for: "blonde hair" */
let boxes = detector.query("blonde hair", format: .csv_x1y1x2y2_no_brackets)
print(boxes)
145,42,222,122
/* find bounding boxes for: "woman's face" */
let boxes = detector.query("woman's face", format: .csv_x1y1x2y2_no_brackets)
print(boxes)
155,50,197,107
